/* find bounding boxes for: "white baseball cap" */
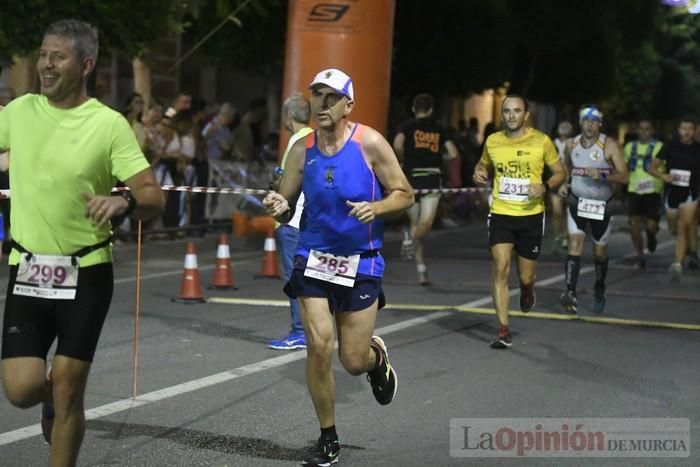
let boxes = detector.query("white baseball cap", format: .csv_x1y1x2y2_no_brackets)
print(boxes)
309,68,354,101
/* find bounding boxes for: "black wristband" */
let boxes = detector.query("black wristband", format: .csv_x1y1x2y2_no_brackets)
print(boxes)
543,182,551,193
121,190,137,216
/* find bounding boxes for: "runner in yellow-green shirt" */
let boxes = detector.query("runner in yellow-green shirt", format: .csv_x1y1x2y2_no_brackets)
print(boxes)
0,19,163,467
624,118,665,268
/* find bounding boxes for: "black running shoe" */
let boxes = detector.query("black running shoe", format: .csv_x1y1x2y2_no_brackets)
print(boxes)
646,231,657,253
560,291,578,314
490,332,512,349
367,336,397,406
302,436,340,466
41,402,54,444
687,254,699,271
519,284,535,313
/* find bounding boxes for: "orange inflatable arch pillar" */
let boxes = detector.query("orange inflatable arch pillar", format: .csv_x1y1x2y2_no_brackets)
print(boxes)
280,0,396,155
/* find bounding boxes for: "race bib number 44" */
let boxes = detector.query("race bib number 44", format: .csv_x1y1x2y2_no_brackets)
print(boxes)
498,177,530,201
13,253,78,300
577,197,606,221
670,169,691,187
304,250,360,287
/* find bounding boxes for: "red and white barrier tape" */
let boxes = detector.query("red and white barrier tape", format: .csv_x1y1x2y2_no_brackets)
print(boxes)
112,185,270,195
0,185,492,199
413,187,491,194
115,185,492,195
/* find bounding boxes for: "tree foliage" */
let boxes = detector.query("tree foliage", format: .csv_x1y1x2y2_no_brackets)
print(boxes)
650,7,700,119
391,0,699,119
0,0,187,62
1,0,697,120
180,0,285,75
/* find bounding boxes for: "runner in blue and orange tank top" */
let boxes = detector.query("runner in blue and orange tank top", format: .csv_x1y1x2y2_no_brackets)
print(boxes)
263,68,413,467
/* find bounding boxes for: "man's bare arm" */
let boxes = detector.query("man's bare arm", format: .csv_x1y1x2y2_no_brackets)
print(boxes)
124,168,166,220
605,139,629,184
548,159,568,189
83,168,164,227
350,127,413,223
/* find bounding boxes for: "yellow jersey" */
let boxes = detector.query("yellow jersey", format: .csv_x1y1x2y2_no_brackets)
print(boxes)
480,128,559,216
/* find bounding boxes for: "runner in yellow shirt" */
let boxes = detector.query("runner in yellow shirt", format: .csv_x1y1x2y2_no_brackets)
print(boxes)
473,95,567,349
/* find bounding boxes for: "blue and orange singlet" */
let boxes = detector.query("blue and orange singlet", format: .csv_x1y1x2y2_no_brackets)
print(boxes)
296,123,385,276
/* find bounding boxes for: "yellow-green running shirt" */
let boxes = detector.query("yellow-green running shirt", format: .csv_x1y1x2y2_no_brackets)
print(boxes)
0,94,150,266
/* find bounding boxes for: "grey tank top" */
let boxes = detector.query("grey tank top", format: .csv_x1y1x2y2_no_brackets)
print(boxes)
570,134,613,201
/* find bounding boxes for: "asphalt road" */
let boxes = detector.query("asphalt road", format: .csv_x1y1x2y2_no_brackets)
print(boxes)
0,216,698,466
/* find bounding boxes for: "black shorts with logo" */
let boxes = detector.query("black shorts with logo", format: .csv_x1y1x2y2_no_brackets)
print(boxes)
1,263,114,362
665,185,700,209
487,212,545,260
284,255,386,313
627,193,662,221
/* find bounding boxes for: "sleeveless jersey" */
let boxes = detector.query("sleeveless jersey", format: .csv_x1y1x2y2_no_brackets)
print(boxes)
570,134,614,201
297,123,385,276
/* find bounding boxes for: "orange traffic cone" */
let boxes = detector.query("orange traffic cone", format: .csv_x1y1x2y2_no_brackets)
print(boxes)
256,229,280,279
208,233,237,290
172,242,206,303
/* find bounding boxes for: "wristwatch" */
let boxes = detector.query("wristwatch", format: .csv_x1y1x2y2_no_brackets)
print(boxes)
121,190,138,216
